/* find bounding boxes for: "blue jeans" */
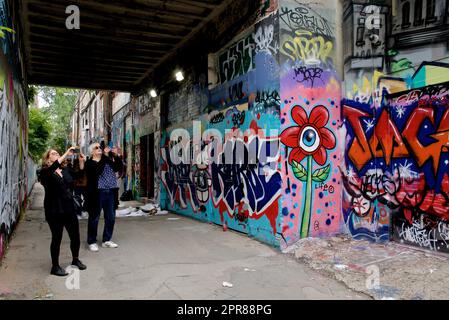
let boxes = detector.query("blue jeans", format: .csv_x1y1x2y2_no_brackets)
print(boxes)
87,189,116,244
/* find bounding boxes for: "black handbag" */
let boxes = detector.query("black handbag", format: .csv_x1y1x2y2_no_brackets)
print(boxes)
73,194,83,214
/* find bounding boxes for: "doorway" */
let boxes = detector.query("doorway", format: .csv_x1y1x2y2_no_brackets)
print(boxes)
140,133,155,199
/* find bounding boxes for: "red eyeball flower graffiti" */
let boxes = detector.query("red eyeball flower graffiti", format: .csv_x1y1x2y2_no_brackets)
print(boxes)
280,105,336,165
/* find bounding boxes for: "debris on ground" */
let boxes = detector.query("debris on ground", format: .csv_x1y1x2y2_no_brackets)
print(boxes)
333,264,347,270
115,202,166,218
222,281,233,288
284,234,449,300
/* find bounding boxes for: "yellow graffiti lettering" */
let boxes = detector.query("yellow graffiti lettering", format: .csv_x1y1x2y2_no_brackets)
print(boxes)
281,31,333,65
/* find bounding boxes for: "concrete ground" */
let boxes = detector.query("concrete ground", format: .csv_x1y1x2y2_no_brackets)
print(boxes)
0,184,368,300
285,236,449,300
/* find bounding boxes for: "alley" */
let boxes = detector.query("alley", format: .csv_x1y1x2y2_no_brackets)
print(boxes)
0,184,367,300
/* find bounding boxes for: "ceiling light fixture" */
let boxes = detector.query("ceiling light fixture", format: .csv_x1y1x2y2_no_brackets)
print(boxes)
175,71,184,82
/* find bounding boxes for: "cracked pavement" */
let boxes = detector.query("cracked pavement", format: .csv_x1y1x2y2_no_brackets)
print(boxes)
0,184,368,300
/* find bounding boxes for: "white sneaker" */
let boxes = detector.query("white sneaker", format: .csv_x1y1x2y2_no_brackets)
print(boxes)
102,241,118,248
88,243,99,252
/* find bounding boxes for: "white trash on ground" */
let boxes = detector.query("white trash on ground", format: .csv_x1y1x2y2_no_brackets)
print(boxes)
222,282,233,288
115,203,172,218
333,264,348,270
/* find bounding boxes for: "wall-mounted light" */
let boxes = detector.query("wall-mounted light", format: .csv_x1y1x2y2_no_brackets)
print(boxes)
150,89,157,98
175,71,184,82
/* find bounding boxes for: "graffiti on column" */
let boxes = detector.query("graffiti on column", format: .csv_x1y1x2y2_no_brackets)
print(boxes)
279,1,342,249
280,105,336,238
250,12,280,116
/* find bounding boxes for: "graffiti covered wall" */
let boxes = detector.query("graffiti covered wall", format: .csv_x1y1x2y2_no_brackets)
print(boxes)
158,0,449,253
0,40,28,260
342,0,449,246
160,5,284,247
387,83,449,252
278,0,343,249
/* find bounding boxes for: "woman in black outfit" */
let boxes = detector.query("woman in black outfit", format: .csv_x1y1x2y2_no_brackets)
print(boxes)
85,143,123,251
40,146,87,276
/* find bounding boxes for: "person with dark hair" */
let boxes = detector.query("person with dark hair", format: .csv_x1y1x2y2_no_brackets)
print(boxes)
72,155,89,219
40,147,87,276
85,143,123,252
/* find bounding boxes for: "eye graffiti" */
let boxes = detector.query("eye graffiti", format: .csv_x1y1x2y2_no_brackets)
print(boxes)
299,126,320,153
281,105,336,238
281,105,336,165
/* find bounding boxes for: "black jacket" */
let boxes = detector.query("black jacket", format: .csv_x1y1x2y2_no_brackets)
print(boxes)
40,161,79,221
84,153,123,211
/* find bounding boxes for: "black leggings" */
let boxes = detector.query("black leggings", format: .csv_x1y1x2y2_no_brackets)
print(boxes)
47,214,80,267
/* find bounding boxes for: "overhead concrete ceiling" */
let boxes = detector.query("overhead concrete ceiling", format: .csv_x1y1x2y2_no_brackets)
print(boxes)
18,0,259,93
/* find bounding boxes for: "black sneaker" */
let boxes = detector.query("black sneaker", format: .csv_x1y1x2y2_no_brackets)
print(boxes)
50,265,68,277
71,259,87,270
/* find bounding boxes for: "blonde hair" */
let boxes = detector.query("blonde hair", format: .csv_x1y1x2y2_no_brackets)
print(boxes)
41,149,54,168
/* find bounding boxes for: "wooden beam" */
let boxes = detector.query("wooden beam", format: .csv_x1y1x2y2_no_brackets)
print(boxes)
30,67,139,81
30,56,153,71
27,18,182,44
167,0,220,10
29,40,168,56
28,77,133,92
29,59,149,73
30,58,150,73
30,73,136,86
26,0,206,23
28,33,174,52
26,3,191,36
30,48,160,65
135,0,260,93
30,43,162,64
26,9,187,40
135,0,235,84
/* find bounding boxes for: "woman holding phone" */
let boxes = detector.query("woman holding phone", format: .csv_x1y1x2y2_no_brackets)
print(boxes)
85,142,123,252
40,146,87,276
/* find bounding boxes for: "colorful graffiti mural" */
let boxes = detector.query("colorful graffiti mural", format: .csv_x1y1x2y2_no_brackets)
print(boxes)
160,7,283,246
157,0,449,253
342,82,449,249
279,0,342,249
342,0,449,247
0,50,28,261
160,101,283,245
